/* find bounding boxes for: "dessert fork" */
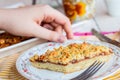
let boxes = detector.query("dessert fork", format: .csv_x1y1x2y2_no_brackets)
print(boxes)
71,61,105,80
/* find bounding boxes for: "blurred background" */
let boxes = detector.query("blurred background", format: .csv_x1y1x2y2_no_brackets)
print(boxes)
0,0,32,7
0,0,62,7
0,0,119,31
0,0,97,23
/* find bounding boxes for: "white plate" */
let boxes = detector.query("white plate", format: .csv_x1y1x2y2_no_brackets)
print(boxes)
16,40,120,80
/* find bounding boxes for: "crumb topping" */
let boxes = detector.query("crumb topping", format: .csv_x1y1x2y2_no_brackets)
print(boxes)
30,42,113,65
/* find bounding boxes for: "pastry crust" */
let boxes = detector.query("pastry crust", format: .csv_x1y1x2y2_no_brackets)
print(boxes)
30,42,113,73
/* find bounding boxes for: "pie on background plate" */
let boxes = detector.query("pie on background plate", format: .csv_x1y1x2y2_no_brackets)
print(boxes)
16,40,120,80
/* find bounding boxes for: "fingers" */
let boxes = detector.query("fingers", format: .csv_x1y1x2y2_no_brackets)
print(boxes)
42,5,73,39
55,25,63,34
42,23,66,42
43,16,54,23
42,22,63,34
42,24,54,30
51,22,63,34
33,24,66,43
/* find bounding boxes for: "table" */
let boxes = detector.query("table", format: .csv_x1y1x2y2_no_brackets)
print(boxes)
0,0,120,80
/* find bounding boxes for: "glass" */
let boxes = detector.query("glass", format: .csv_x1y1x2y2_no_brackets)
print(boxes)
63,0,95,23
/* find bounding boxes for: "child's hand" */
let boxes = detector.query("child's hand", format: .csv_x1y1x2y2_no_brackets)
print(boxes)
0,5,73,42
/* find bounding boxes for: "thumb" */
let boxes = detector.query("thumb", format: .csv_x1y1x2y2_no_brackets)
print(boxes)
33,25,66,43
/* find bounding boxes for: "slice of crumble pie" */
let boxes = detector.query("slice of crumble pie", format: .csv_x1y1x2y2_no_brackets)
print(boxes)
30,42,113,73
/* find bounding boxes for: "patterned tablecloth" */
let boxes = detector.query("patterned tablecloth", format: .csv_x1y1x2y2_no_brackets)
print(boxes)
0,32,120,80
